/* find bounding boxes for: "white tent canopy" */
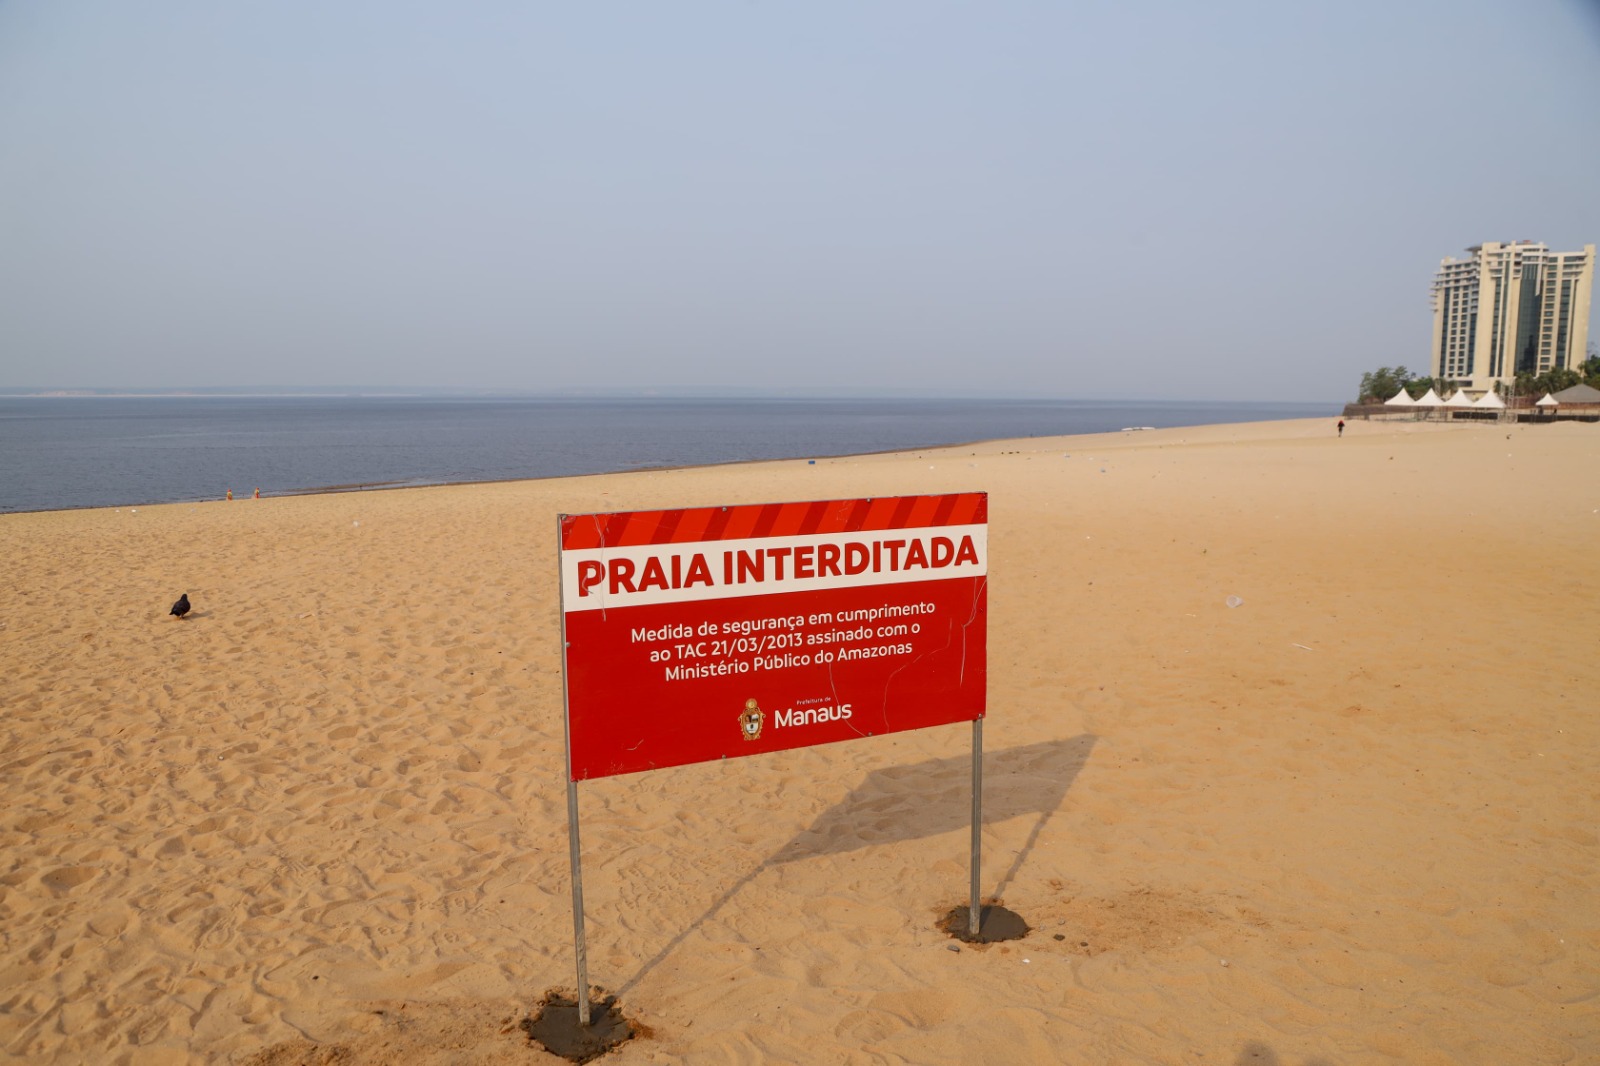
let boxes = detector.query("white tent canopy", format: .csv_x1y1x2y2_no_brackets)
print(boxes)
1536,393,1559,407
1474,391,1506,409
1384,388,1416,406
1444,389,1474,407
1413,387,1445,407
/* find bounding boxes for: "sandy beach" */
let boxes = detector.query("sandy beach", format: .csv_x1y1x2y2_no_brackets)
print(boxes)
2,416,1597,1065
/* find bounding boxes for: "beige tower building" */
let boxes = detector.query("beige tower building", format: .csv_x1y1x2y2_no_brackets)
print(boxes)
1430,241,1594,393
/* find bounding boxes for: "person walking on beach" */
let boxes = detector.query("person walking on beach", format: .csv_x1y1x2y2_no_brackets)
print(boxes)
1337,419,1345,438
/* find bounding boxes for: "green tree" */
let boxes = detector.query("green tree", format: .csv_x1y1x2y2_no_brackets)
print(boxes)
1544,367,1582,393
1357,365,1413,402
1582,350,1600,388
1515,366,1583,399
1404,376,1437,399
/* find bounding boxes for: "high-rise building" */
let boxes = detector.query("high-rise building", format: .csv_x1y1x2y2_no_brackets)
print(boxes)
1430,241,1594,393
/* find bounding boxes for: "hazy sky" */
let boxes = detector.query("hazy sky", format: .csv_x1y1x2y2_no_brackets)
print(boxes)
2,1,1597,401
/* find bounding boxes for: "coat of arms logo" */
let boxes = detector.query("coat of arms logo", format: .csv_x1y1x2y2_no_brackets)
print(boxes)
739,698,764,741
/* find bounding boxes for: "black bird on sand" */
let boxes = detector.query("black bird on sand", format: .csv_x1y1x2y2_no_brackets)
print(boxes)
170,593,191,619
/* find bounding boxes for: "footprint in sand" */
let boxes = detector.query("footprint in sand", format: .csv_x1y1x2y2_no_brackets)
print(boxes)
40,866,98,895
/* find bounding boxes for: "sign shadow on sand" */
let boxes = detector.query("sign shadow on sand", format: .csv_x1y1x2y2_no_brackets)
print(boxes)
618,733,1096,996
771,734,1096,875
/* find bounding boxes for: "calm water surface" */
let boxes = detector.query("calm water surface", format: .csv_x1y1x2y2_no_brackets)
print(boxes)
0,396,1336,513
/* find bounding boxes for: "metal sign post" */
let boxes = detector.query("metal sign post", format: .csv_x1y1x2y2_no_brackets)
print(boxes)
557,546,591,1028
969,716,983,937
563,771,588,1024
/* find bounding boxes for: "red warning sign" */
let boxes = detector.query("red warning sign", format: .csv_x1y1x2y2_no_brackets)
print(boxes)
559,493,988,780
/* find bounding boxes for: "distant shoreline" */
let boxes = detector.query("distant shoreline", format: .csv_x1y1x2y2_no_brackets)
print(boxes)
0,414,1342,517
0,396,1341,516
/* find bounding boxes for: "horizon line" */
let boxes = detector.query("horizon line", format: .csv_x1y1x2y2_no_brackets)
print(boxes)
0,385,1342,405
